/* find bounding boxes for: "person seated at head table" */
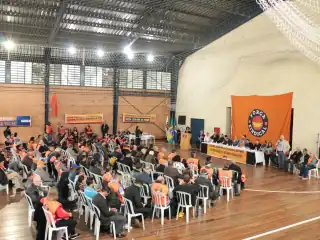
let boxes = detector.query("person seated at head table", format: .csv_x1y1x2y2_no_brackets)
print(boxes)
232,136,239,146
222,135,233,146
299,152,318,180
244,139,254,150
237,135,246,147
253,139,261,150
210,132,220,143
92,182,126,238
41,187,80,240
204,132,211,143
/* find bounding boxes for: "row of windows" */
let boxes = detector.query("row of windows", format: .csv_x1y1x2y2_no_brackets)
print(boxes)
0,61,171,90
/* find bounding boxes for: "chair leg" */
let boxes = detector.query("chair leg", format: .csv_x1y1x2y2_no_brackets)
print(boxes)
176,205,180,220
168,207,171,220
161,209,164,225
113,223,116,239
186,207,189,223
141,215,145,230
127,216,131,233
227,189,230,202
64,229,69,240
90,212,94,229
48,229,52,240
152,207,156,222
45,225,48,240
204,200,207,214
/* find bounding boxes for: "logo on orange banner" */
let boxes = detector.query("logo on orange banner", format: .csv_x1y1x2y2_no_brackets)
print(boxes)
248,109,268,137
207,145,247,164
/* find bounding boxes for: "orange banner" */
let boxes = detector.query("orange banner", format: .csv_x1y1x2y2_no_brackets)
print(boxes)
65,113,103,124
231,93,293,144
207,144,247,164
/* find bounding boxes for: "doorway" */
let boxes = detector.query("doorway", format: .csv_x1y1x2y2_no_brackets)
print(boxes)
191,118,204,144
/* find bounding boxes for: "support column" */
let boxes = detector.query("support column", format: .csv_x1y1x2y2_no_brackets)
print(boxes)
113,68,120,135
5,61,11,83
80,65,85,86
44,47,51,129
143,70,147,89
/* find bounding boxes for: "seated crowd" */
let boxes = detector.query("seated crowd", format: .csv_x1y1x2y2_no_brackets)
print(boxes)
0,124,249,240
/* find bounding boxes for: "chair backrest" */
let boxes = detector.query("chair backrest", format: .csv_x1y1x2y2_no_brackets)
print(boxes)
67,156,76,169
92,203,101,218
42,207,57,228
141,160,155,172
99,151,104,166
117,162,124,173
139,183,151,198
24,192,35,210
123,197,135,215
23,164,29,178
176,191,192,207
85,195,94,210
164,175,175,190
198,184,209,199
119,172,132,189
151,172,164,182
79,191,89,206
152,191,169,207
173,162,185,174
189,164,198,178
221,176,232,188
122,164,132,175
90,172,103,186
81,166,90,177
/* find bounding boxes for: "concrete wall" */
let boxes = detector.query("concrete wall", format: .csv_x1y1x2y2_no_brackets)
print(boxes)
176,13,320,152
0,84,170,142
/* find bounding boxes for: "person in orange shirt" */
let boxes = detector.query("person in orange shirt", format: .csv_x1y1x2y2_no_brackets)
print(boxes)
108,177,125,204
186,152,201,172
168,150,176,160
103,165,113,182
151,176,169,205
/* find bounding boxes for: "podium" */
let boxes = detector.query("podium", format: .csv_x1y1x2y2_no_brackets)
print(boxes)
180,133,191,150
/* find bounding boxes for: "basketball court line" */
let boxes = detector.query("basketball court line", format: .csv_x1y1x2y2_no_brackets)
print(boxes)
243,215,320,240
244,188,320,194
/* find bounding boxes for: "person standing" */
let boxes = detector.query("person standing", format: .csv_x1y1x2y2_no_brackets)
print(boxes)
135,126,142,146
3,126,11,138
276,135,290,169
101,121,109,138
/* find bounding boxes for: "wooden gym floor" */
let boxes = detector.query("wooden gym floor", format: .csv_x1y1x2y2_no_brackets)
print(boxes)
1,144,320,240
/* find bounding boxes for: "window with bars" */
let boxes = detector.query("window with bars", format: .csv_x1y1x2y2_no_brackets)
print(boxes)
61,64,80,86
119,69,143,89
11,61,32,84
32,63,45,84
146,71,171,90
0,61,5,83
85,66,102,87
49,64,62,85
102,68,114,88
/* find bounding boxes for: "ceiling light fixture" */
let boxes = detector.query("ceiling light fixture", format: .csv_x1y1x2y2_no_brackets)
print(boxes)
68,46,76,55
97,49,104,57
3,40,15,51
147,54,154,62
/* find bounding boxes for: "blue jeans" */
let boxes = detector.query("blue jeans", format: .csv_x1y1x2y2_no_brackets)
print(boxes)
278,151,285,169
300,165,315,178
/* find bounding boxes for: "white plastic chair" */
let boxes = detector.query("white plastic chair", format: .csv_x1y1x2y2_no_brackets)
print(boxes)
81,166,90,178
151,172,164,182
78,191,90,224
122,164,132,175
24,192,35,227
309,160,320,179
175,191,195,223
43,207,69,240
163,175,175,199
117,162,124,174
219,176,234,202
140,183,151,205
196,185,210,214
123,197,145,232
84,196,95,230
90,173,103,187
92,204,116,240
23,164,30,179
119,173,132,189
152,191,171,225
141,160,155,172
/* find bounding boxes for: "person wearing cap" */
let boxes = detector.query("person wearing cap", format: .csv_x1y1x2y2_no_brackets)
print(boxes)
69,164,80,182
145,150,157,165
92,182,126,238
164,160,183,186
34,160,54,186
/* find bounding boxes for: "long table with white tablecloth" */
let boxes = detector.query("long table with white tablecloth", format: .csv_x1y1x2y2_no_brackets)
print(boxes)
200,142,265,166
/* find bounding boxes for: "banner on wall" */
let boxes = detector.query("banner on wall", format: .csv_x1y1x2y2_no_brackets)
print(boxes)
0,116,32,127
122,113,156,123
207,144,247,164
231,92,293,144
65,113,103,124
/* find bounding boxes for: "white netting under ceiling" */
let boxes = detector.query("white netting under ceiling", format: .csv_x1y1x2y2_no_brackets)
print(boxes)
256,0,320,64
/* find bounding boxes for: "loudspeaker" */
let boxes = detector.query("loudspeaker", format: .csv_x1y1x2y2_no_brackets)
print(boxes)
178,115,186,125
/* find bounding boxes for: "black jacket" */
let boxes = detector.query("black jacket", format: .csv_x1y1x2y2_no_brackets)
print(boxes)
124,185,143,210
228,163,242,183
164,166,183,186
101,124,109,133
290,151,303,164
25,184,43,207
92,193,116,225
303,154,310,165
195,177,214,194
0,168,8,186
122,157,133,170
173,183,200,206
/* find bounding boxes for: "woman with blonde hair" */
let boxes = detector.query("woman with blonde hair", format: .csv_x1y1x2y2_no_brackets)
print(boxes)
41,187,80,239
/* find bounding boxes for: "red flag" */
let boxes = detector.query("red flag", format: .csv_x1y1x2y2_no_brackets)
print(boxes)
50,94,58,117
